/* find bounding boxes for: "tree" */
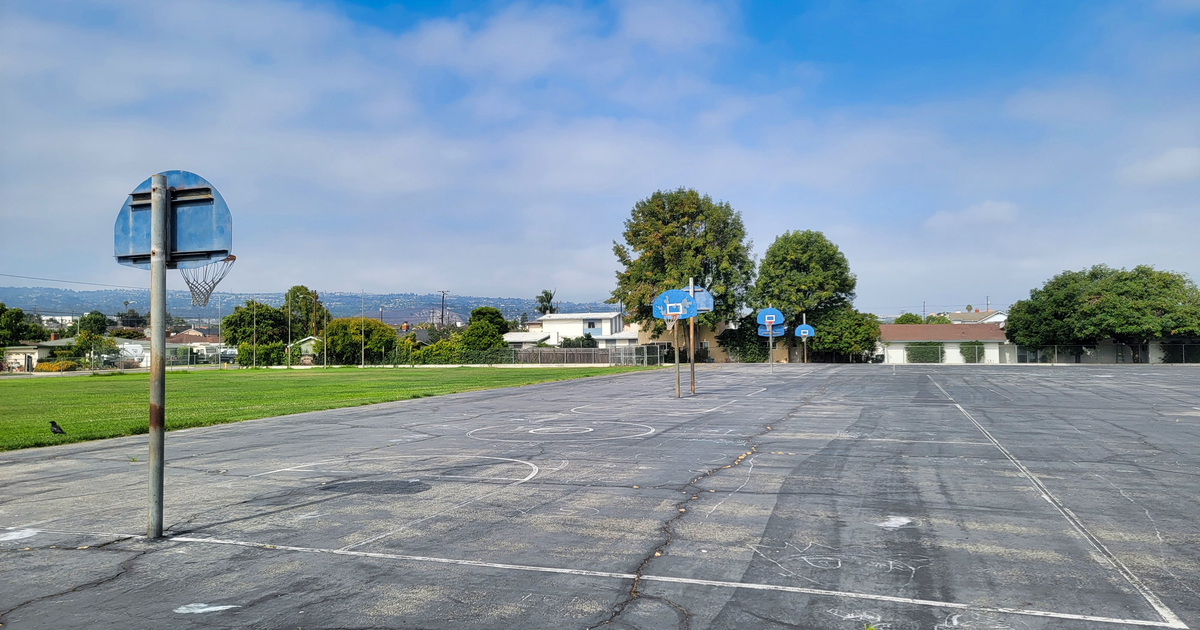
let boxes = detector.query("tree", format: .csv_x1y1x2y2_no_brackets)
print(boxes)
78,311,111,336
1,304,48,346
283,285,330,340
459,319,506,352
809,308,880,362
924,314,951,324
535,290,558,315
754,230,857,357
894,313,923,324
73,331,117,358
468,307,509,335
111,328,146,339
220,300,287,346
117,308,146,328
560,333,598,348
611,188,755,335
1007,265,1200,363
321,317,398,364
965,304,973,312
716,315,771,362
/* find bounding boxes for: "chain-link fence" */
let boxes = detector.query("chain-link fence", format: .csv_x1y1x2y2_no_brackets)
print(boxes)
5,346,234,374
229,345,663,367
886,342,1200,365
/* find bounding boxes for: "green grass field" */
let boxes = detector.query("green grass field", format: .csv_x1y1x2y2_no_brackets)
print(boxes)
0,366,647,451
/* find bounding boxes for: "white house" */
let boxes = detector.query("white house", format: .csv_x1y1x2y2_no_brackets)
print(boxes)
879,324,1013,364
518,312,639,348
946,310,1007,325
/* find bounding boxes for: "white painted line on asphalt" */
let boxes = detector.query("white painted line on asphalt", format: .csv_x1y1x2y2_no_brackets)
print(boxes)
166,535,1188,628
249,459,345,477
747,388,767,397
928,375,1188,630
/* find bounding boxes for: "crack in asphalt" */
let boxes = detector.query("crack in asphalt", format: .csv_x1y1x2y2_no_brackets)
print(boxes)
0,542,150,623
588,386,826,630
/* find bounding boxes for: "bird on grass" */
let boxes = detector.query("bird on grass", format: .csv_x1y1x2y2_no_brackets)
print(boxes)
50,421,66,435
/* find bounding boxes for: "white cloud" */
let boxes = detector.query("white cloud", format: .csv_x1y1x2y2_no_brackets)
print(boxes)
1118,147,1200,184
924,201,1019,232
1005,85,1113,124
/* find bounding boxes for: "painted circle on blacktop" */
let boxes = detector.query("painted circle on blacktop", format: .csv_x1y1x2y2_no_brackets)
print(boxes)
529,426,594,435
468,421,655,442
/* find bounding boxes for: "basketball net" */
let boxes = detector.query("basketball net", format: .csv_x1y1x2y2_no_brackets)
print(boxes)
664,314,680,331
180,255,236,307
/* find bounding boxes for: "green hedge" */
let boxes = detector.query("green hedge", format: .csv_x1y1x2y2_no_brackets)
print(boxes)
960,340,985,363
905,342,943,363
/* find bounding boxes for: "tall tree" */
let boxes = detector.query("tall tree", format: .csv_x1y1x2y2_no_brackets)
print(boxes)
78,311,111,337
810,307,881,362
220,300,288,346
321,317,398,364
610,188,754,334
1,304,49,346
894,313,923,324
535,290,558,315
468,307,510,335
1007,265,1200,362
459,319,506,352
754,230,857,352
282,285,330,340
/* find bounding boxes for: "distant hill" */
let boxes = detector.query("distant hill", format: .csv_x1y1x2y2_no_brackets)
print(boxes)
0,286,617,323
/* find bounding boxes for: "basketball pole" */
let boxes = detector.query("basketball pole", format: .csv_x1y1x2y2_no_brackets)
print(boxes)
688,278,695,395
147,173,167,539
674,322,680,398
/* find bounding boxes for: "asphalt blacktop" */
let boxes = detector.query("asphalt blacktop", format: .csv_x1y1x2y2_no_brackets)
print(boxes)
1,364,1198,629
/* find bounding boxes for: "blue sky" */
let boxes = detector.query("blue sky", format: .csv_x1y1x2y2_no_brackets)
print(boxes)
2,0,1198,314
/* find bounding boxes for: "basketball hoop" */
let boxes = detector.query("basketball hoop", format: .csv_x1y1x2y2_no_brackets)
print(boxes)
180,255,235,307
664,313,680,331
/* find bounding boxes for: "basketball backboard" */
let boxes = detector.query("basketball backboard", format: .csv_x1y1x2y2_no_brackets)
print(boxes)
652,290,697,320
756,307,784,326
114,170,232,270
797,324,816,339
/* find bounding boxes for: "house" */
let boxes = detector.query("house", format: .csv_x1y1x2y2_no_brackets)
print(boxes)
635,320,736,363
878,324,1012,364
503,331,557,348
286,336,323,355
946,310,1007,325
524,312,639,348
166,329,221,344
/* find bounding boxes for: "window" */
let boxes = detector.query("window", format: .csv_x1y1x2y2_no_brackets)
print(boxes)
585,321,598,328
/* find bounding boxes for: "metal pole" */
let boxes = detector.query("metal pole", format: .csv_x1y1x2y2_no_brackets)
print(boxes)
360,291,365,368
252,298,257,368
147,173,168,539
803,312,807,364
287,292,291,369
674,323,680,398
688,278,696,394
768,326,774,374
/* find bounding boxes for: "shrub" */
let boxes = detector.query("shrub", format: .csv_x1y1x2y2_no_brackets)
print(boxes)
960,340,985,363
905,342,943,363
35,360,79,372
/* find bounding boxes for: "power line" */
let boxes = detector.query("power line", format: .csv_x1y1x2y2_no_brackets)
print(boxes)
0,272,145,290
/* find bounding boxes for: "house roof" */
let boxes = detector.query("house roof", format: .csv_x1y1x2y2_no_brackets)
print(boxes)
535,312,620,321
503,332,552,343
166,333,222,344
879,323,1008,342
946,310,1006,323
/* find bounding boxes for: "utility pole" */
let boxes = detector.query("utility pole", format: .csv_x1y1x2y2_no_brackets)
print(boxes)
438,290,449,327
287,292,291,369
252,298,257,368
922,301,926,320
360,291,365,368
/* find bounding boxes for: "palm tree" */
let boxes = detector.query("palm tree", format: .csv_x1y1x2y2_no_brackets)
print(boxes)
535,289,557,315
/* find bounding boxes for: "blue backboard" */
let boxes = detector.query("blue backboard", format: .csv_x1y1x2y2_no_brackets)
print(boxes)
114,170,232,270
796,324,816,339
653,290,698,320
679,287,714,313
758,324,786,337
757,308,784,325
